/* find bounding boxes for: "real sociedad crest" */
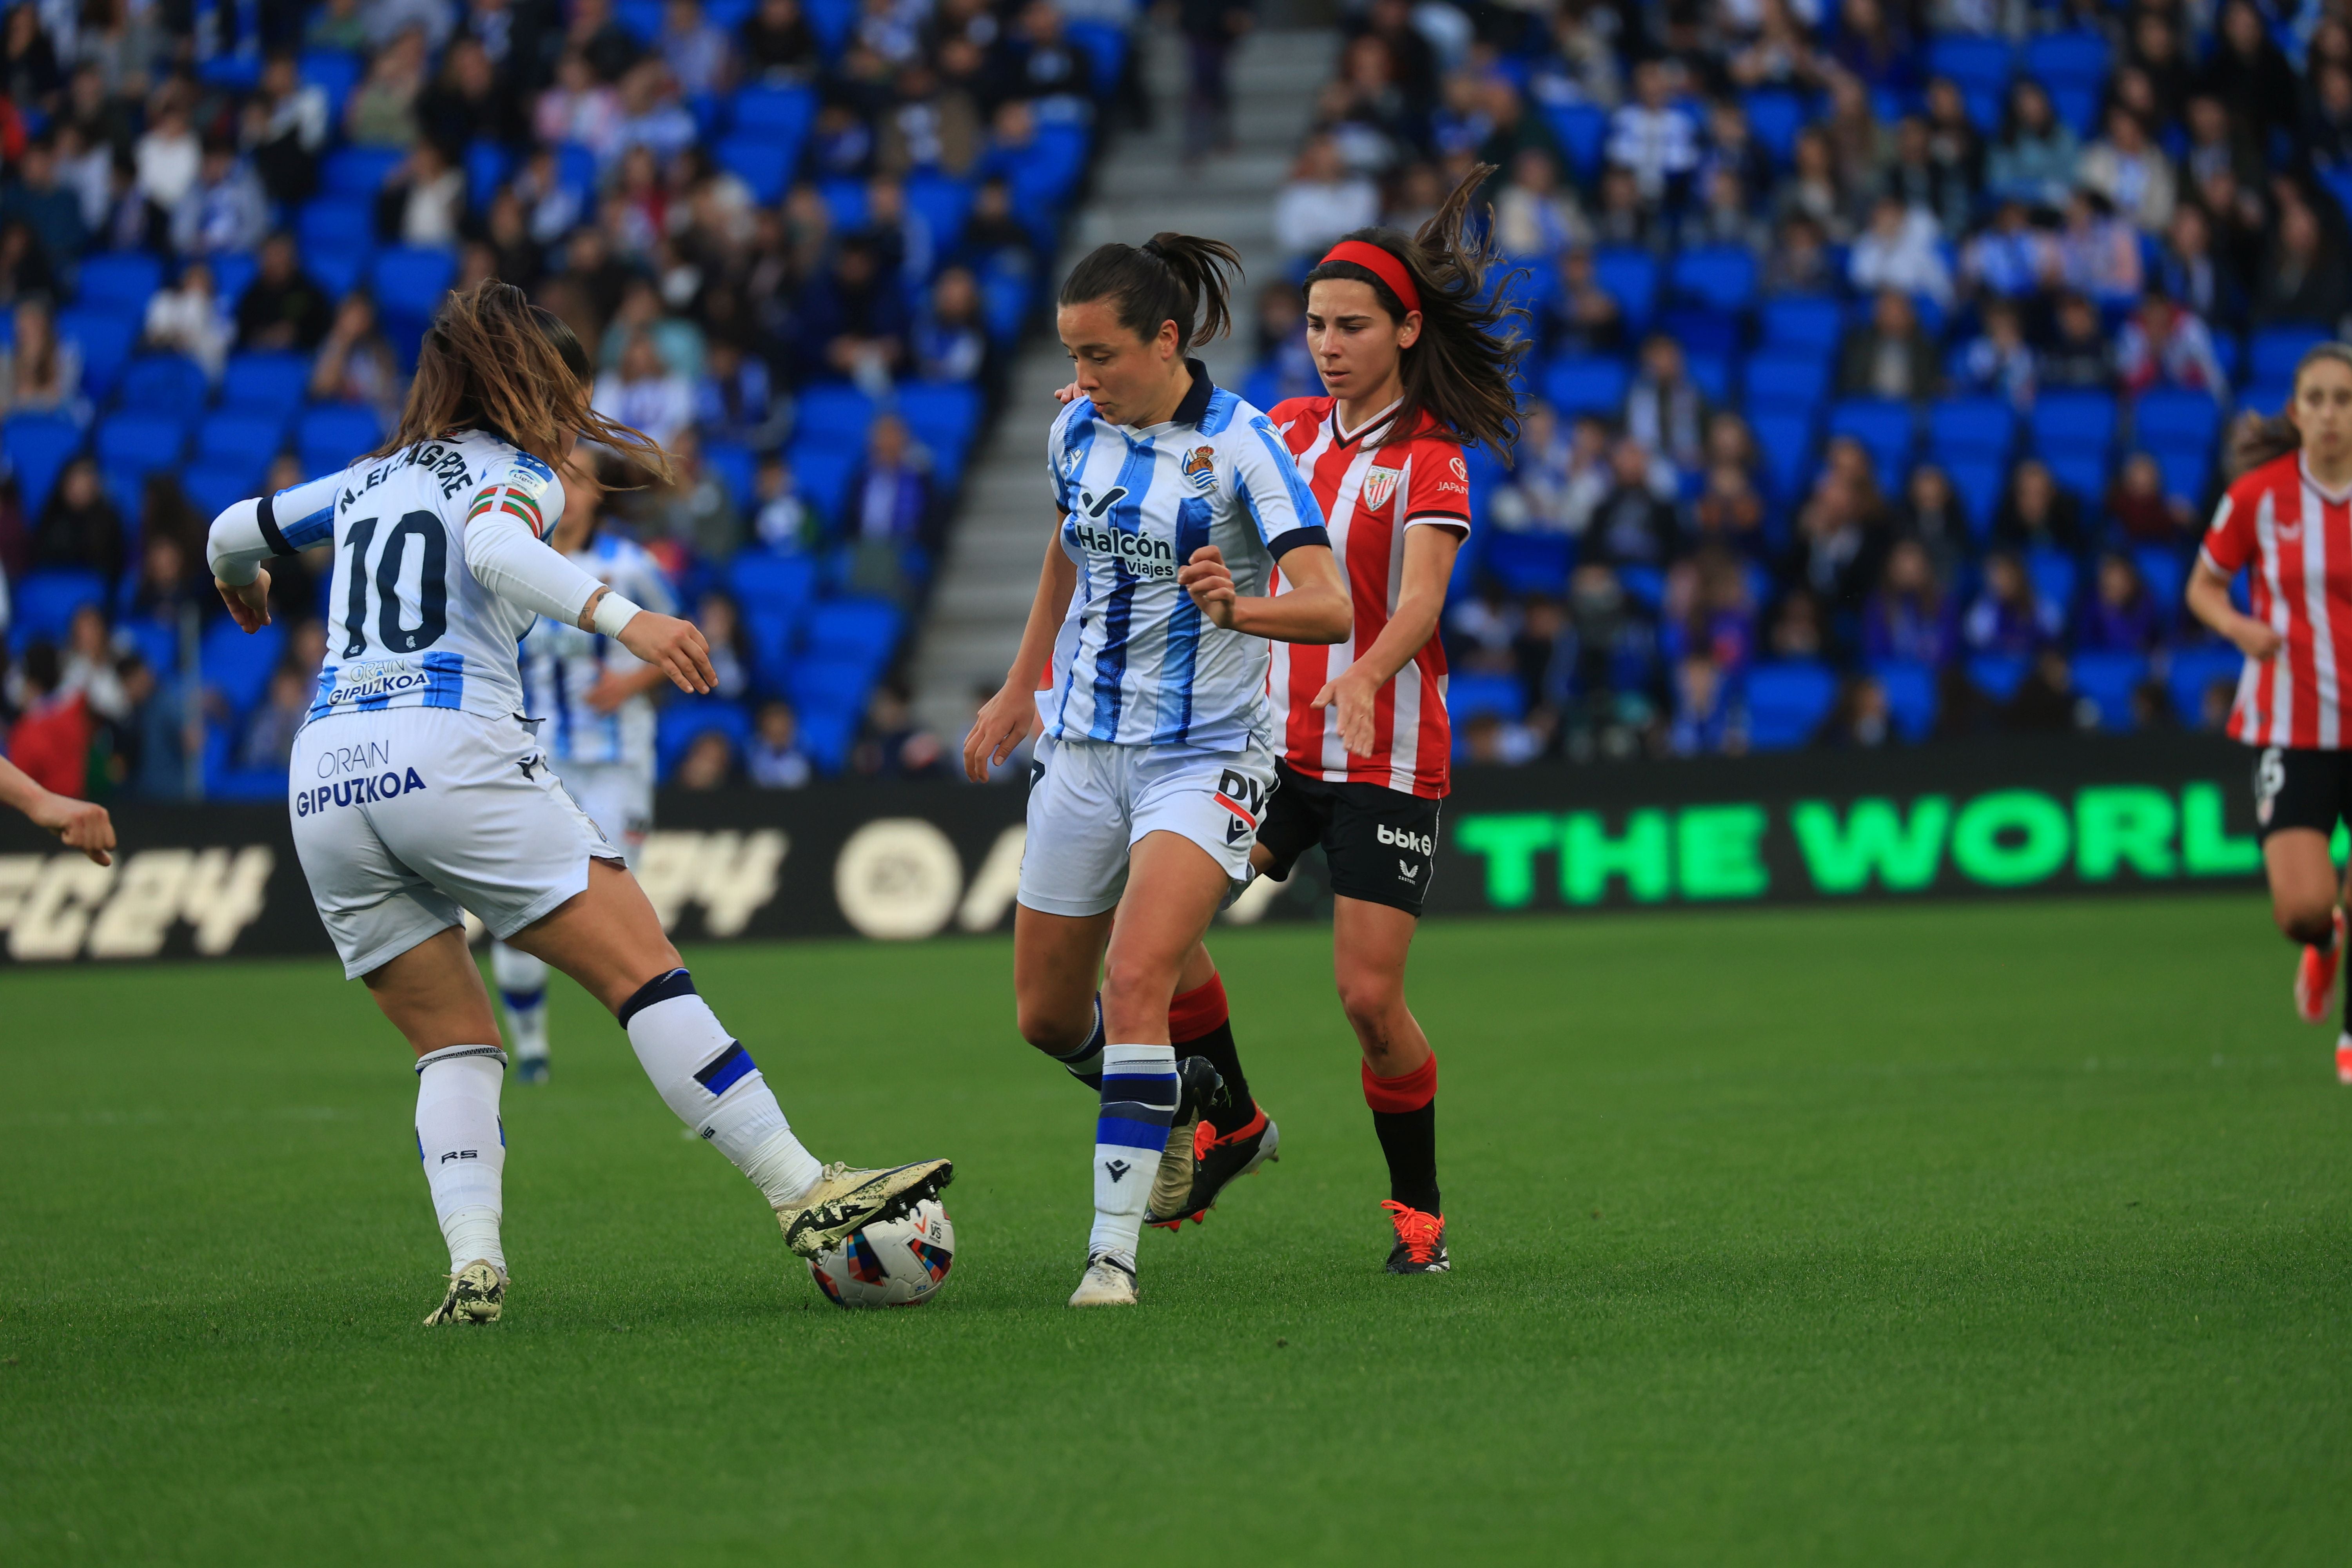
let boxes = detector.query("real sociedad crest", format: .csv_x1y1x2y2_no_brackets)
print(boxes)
1361,467,1401,511
1181,446,1216,490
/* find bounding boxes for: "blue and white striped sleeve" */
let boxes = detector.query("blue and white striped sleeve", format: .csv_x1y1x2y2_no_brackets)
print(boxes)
204,466,348,586
1230,414,1328,558
1046,402,1075,515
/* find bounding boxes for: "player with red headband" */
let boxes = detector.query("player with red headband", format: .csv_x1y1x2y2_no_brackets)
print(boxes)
1151,165,1525,1273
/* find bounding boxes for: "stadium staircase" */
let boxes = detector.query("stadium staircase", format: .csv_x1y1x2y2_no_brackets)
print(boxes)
909,26,1337,738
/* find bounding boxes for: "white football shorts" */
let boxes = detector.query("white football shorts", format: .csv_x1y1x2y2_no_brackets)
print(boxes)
1016,732,1278,918
289,706,622,978
554,757,654,864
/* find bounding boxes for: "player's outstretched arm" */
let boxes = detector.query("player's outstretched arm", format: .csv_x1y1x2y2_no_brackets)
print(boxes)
2185,560,2281,661
588,587,717,695
1311,524,1462,755
0,755,115,865
965,529,1076,780
1180,544,1352,644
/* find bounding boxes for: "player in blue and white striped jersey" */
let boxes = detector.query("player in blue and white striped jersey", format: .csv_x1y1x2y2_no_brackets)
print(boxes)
205,283,951,1327
964,234,1353,1307
494,449,678,1082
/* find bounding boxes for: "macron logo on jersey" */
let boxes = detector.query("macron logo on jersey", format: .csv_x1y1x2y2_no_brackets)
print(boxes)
1071,521,1176,580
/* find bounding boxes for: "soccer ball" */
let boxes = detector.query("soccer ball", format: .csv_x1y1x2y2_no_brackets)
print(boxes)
807,1198,955,1308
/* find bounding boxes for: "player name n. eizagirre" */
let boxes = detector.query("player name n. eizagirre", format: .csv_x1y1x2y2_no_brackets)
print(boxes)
202,281,952,1328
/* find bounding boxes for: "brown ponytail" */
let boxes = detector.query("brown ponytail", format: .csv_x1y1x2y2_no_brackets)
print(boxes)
1059,232,1243,354
371,279,673,483
2229,341,2352,476
1299,163,1529,463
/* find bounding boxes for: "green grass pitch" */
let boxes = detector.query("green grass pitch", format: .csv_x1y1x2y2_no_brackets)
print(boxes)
3,895,2348,1565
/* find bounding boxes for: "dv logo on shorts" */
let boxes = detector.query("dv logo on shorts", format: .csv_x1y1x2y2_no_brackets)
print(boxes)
1214,769,1267,844
296,769,429,815
1376,822,1434,857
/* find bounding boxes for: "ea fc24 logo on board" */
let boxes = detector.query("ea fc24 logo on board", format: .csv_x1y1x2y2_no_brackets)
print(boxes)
1181,445,1216,490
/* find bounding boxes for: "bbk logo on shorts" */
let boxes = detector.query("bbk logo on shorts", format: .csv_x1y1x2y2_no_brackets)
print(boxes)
1377,822,1434,857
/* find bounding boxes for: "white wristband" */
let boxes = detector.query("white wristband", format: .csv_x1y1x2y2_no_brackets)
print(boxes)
590,592,644,637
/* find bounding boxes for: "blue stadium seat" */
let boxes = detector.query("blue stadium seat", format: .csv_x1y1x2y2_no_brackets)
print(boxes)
297,196,374,258
797,385,880,443
370,247,456,321
2031,390,2116,454
1543,356,1630,417
1746,661,1837,750
806,597,903,668
2023,31,2110,84
656,697,754,777
1065,18,1128,90
197,411,288,483
1741,90,1806,164
9,568,108,650
118,354,209,414
787,656,875,718
181,462,261,520
221,353,311,417
1685,352,1733,404
1869,659,1940,742
1927,36,2014,92
1966,652,2029,700
1945,456,2005,538
296,405,384,473
55,308,135,397
616,0,662,40
744,605,797,691
116,615,177,676
702,439,757,513
466,140,513,211
1670,246,1758,313
788,441,855,518
1749,408,1817,501
1482,530,1572,595
1448,672,1525,722
1759,295,1843,351
1828,399,1916,486
2240,379,2296,418
797,706,856,773
817,176,868,231
2250,324,2330,385
2133,546,2186,626
2025,546,2078,618
2043,448,2108,505
2,412,83,513
805,0,855,53
905,172,975,255
1591,247,1659,330
95,411,185,474
102,463,146,524
211,251,258,307
898,381,982,460
201,615,284,714
2167,644,2243,728
2132,388,2220,452
729,550,819,619
321,145,403,197
2155,446,2210,506
300,47,362,120
2071,651,2148,731
1743,351,1830,411
729,83,814,142
1541,102,1608,176
1928,396,2014,461
75,252,162,316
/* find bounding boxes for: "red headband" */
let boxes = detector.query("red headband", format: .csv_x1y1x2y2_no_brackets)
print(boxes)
1318,240,1420,316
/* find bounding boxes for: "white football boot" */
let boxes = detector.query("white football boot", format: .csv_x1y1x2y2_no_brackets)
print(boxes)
1069,1252,1138,1307
423,1259,506,1325
774,1159,954,1257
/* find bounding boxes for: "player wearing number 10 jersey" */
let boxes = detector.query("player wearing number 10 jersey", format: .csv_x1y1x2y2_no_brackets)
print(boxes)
205,282,950,1327
1158,168,1526,1273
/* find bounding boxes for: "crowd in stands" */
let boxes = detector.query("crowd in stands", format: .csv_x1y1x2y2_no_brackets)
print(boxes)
0,0,1129,800
1254,0,2333,760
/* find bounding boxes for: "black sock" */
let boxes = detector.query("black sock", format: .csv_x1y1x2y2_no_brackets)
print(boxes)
1044,997,1105,1090
1372,1100,1441,1215
1177,1019,1259,1134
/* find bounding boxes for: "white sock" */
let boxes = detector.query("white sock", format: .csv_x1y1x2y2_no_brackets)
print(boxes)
619,968,823,1208
414,1044,508,1275
1089,1043,1177,1266
492,941,550,1063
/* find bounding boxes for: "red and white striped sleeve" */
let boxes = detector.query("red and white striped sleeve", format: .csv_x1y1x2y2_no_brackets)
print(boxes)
1402,438,1472,533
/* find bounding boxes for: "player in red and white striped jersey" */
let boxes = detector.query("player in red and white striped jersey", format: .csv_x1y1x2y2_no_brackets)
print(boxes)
2187,341,2352,1082
1155,168,1525,1271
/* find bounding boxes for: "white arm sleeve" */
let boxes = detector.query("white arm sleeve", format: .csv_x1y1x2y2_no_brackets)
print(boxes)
465,509,606,628
206,497,274,587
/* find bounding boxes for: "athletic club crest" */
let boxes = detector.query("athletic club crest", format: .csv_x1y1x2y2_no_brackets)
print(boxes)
1361,467,1401,511
1181,445,1216,490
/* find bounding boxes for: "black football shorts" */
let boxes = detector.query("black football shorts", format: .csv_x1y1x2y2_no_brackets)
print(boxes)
1255,760,1444,916
2252,744,2352,842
